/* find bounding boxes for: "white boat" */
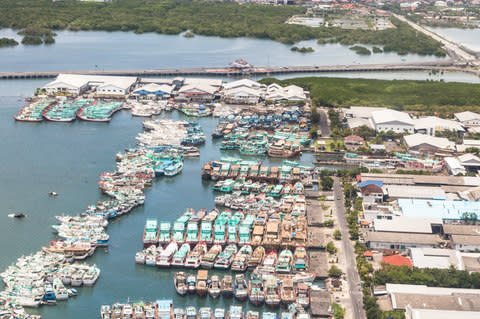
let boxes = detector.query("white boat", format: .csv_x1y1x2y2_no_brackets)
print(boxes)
157,242,178,267
83,266,101,286
135,251,146,264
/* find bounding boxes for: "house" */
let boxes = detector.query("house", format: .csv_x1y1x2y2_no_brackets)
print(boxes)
451,235,480,252
344,135,364,150
413,116,465,136
398,198,480,222
458,153,480,170
223,79,264,91
405,307,480,319
342,106,385,129
371,109,414,133
403,133,455,153
223,87,263,104
264,84,307,102
382,255,412,267
408,247,480,271
455,111,480,127
364,231,443,250
359,180,384,203
132,83,174,99
177,83,218,102
444,157,467,176
372,216,442,234
43,74,137,96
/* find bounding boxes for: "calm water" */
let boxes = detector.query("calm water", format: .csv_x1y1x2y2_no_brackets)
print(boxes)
0,28,447,72
0,79,318,318
428,27,480,51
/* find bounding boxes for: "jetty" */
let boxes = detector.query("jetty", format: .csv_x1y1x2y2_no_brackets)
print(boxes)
0,60,475,80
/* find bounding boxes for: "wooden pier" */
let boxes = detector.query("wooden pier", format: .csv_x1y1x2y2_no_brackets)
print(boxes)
0,60,474,80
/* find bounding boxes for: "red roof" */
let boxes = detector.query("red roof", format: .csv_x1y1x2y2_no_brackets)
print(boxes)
382,255,412,267
363,251,373,257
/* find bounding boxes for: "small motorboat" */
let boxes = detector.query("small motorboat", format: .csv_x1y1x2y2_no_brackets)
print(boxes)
8,213,26,218
49,191,58,196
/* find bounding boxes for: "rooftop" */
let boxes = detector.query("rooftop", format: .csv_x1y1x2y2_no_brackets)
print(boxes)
365,231,442,245
443,224,480,236
398,198,480,221
455,111,480,122
403,133,455,150
373,216,440,234
383,185,446,200
371,109,414,126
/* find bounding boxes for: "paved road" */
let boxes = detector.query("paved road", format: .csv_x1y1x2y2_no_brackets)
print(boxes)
393,13,478,66
317,109,330,137
333,177,366,319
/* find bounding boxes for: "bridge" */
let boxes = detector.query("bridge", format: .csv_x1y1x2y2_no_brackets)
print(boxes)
0,60,476,80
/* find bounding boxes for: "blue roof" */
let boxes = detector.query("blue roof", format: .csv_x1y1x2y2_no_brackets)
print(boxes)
358,180,383,188
399,198,480,220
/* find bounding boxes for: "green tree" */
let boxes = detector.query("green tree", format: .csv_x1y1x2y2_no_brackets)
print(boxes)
321,176,334,190
328,265,342,278
326,241,337,254
334,229,342,240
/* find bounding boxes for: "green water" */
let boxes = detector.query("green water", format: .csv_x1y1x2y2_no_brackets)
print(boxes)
0,83,316,318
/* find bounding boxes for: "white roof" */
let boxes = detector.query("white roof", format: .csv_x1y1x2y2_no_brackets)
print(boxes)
139,78,174,85
184,78,223,88
43,74,137,91
224,87,262,97
458,153,480,166
445,157,465,170
409,248,463,269
343,106,387,119
414,116,464,132
403,133,455,150
347,118,373,129
284,85,306,100
223,79,261,90
386,283,480,296
133,83,174,94
178,83,217,95
383,185,446,199
408,308,480,319
373,216,439,234
455,111,480,122
371,109,414,126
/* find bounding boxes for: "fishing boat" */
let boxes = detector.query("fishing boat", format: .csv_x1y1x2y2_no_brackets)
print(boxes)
186,307,197,319
112,303,123,319
143,218,159,247
187,275,196,294
164,161,183,176
233,274,248,301
174,272,188,296
200,220,213,244
280,312,293,319
156,241,178,267
280,278,296,305
185,242,207,269
226,305,244,319
238,224,251,246
171,243,191,267
83,266,101,286
231,245,252,272
134,303,145,319
246,311,259,319
158,222,172,245
196,270,209,296
174,308,186,319
173,217,188,244
264,277,281,307
122,304,133,318
208,275,221,298
248,273,264,306
296,283,310,308
213,223,226,246
214,244,237,269
200,244,222,269
135,250,146,264
53,278,69,301
257,251,277,275
199,308,213,319
293,246,308,272
247,246,265,269
292,272,316,284
214,308,225,319
185,222,199,245
221,275,234,297
251,225,264,246
276,249,294,274
294,216,307,243
101,305,112,319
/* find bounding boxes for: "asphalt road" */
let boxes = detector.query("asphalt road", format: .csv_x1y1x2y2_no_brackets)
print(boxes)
333,177,366,319
317,109,330,137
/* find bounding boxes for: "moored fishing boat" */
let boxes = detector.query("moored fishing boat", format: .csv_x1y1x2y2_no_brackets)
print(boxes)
185,222,199,245
174,272,188,296
199,307,213,319
231,245,252,272
264,277,281,307
226,305,243,319
157,241,178,267
195,270,209,297
101,305,112,319
220,275,234,298
143,218,159,247
185,242,207,269
233,274,248,301
174,308,186,319
214,308,225,319
280,278,296,305
171,243,191,267
293,246,308,272
276,249,294,274
248,273,264,306
295,283,310,308
158,222,172,245
247,246,265,269
208,275,221,298
200,220,213,244
186,307,197,319
214,244,237,269
246,311,259,319
200,244,222,269
187,275,196,294
256,250,277,275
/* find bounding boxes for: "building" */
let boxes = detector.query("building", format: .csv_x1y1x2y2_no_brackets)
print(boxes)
342,106,385,129
444,157,467,176
384,283,480,312
408,247,480,271
398,198,480,222
413,116,465,136
344,135,364,150
403,133,455,153
383,185,446,200
364,231,443,250
458,153,480,171
43,74,137,96
372,216,441,234
177,83,218,102
264,84,307,102
359,180,384,203
455,111,480,127
371,109,414,133
132,83,174,99
223,79,264,91
451,235,480,252
405,307,480,319
223,87,263,104
382,255,413,267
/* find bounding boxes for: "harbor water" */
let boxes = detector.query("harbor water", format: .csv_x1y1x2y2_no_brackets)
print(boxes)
428,27,480,52
0,28,448,72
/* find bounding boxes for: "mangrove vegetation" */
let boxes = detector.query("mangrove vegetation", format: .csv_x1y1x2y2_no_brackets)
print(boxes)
0,37,18,47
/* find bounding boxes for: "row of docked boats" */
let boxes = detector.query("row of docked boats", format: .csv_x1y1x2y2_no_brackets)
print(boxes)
0,251,99,308
177,104,213,117
100,300,311,319
138,206,308,249
136,241,309,274
77,100,126,122
201,159,313,184
212,180,304,197
130,100,168,117
174,271,312,308
137,119,205,149
211,108,309,139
